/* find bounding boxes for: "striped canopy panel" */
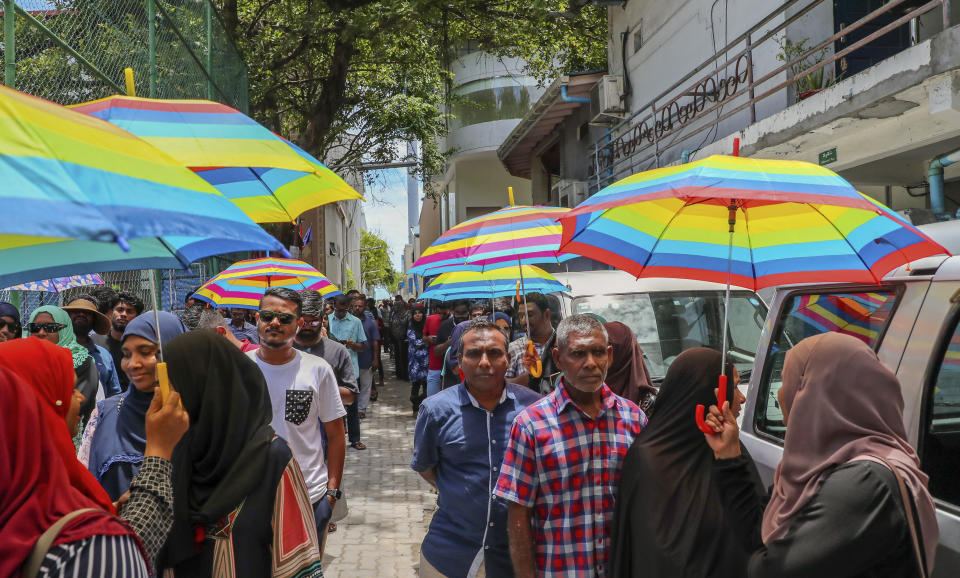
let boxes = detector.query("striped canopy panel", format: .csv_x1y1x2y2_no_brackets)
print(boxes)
789,292,895,345
409,205,575,275
560,155,947,290
1,86,285,251
419,265,568,301
6,274,104,293
71,96,361,223
193,257,342,310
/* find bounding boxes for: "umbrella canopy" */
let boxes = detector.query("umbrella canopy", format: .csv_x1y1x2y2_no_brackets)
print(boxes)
192,257,342,309
560,155,948,290
408,205,575,275
5,274,103,293
71,96,362,223
0,86,283,249
0,235,287,289
420,265,568,301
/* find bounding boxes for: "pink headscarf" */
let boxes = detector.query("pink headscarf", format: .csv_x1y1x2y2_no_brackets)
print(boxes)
762,332,938,571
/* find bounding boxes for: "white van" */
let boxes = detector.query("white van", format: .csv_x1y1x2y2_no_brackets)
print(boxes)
548,270,768,385
739,221,960,577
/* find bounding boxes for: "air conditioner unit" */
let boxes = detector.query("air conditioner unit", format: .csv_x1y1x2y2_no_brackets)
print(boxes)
589,75,626,126
552,180,589,208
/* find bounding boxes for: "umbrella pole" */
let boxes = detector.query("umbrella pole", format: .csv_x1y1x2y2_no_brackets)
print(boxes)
720,201,737,406
518,258,532,339
149,270,163,360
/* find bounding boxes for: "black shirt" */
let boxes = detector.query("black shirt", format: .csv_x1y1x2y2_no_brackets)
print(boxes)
714,457,922,578
93,333,128,388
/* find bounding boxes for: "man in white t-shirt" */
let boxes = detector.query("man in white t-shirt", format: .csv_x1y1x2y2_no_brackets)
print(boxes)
248,287,346,556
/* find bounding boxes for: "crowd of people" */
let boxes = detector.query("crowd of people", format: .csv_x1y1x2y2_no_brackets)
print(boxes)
0,285,942,577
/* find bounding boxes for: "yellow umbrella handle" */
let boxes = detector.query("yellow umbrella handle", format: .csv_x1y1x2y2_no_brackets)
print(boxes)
157,362,171,402
525,340,543,378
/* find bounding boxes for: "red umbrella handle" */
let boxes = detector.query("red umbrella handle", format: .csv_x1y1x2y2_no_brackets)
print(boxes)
696,375,728,435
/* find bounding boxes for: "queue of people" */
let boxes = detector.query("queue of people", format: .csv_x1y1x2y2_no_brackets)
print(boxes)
0,286,943,578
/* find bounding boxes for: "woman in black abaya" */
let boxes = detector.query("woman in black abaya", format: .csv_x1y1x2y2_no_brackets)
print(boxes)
610,348,764,577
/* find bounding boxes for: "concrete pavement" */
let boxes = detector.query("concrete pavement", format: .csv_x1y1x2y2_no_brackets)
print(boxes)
322,354,436,577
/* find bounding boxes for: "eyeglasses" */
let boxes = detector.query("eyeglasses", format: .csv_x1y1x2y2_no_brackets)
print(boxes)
0,319,21,333
28,322,66,334
303,319,323,327
258,310,297,325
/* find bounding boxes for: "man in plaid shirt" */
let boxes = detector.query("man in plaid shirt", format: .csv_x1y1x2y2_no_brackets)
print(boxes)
494,314,647,577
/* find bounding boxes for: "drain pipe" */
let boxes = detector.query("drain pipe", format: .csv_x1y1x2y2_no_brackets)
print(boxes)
560,85,590,103
929,149,960,218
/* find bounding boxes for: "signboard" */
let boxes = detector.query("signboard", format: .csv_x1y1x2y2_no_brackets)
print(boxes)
819,148,837,166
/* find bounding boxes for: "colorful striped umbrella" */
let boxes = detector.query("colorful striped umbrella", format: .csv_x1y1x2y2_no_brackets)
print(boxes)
0,86,284,251
560,155,947,290
559,155,948,430
408,205,575,275
193,257,342,309
71,96,362,223
420,266,568,301
5,274,104,293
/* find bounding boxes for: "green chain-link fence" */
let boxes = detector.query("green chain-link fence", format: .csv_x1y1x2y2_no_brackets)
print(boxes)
1,0,247,110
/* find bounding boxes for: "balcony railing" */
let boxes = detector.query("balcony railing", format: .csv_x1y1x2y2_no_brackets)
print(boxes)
589,0,952,191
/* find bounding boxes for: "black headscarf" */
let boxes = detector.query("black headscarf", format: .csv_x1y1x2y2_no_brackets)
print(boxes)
160,331,275,567
408,304,426,339
610,348,764,578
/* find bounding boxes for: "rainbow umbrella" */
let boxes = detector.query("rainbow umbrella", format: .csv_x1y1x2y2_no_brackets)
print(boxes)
0,86,284,251
559,155,948,426
420,266,568,301
5,274,104,293
193,257,342,310
71,96,362,223
407,205,575,275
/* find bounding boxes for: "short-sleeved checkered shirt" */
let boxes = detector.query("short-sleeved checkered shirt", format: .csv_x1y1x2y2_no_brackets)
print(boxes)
493,381,646,577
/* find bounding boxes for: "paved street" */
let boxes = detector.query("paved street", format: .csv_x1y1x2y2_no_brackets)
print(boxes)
322,353,436,577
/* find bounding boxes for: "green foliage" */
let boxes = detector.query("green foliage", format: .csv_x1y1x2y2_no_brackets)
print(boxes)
217,1,606,188
360,230,401,293
777,37,838,97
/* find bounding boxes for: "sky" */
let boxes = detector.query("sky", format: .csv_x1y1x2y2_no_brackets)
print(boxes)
362,168,419,272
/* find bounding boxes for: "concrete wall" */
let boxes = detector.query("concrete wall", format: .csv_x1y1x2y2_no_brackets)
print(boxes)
450,153,533,223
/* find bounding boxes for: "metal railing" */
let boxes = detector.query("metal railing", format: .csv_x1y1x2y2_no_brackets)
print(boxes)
1,0,247,110
590,0,952,190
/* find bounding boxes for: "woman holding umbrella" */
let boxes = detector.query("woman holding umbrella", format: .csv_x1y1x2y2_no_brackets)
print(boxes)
78,312,187,501
703,333,939,577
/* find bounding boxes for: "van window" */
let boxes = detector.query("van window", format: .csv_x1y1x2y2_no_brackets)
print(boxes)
756,290,899,440
571,290,766,381
921,316,960,506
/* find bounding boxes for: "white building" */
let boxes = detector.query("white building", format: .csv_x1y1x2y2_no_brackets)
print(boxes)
417,47,547,256
500,0,960,221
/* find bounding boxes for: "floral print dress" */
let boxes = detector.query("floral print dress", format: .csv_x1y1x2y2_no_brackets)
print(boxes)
407,328,429,382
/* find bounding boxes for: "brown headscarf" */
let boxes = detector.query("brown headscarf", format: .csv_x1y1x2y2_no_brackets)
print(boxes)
762,332,938,572
604,322,656,406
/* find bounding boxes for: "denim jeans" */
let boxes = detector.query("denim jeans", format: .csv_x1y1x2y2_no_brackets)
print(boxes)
345,400,361,443
426,369,442,398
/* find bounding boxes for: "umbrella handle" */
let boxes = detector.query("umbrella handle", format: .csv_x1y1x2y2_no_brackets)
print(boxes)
695,375,728,435
525,340,543,378
157,362,171,402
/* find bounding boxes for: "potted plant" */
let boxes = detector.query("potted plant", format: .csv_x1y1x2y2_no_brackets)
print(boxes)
777,38,839,101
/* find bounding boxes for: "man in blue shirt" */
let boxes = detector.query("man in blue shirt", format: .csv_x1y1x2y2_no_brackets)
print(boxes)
328,293,367,450
411,319,541,577
63,297,122,398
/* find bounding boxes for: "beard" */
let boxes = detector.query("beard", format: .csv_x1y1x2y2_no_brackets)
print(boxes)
259,326,291,349
111,319,128,332
72,322,92,336
297,327,320,342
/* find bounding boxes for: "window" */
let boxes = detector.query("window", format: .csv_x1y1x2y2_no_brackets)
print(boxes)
921,314,960,507
448,77,539,130
633,22,643,53
571,290,766,382
755,290,899,440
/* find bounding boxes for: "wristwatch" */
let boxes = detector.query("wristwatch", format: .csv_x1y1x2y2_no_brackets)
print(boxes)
326,488,343,500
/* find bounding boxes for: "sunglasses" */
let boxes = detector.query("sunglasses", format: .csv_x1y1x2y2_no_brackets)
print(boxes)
259,310,297,325
303,319,323,327
0,319,21,333
28,322,66,334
